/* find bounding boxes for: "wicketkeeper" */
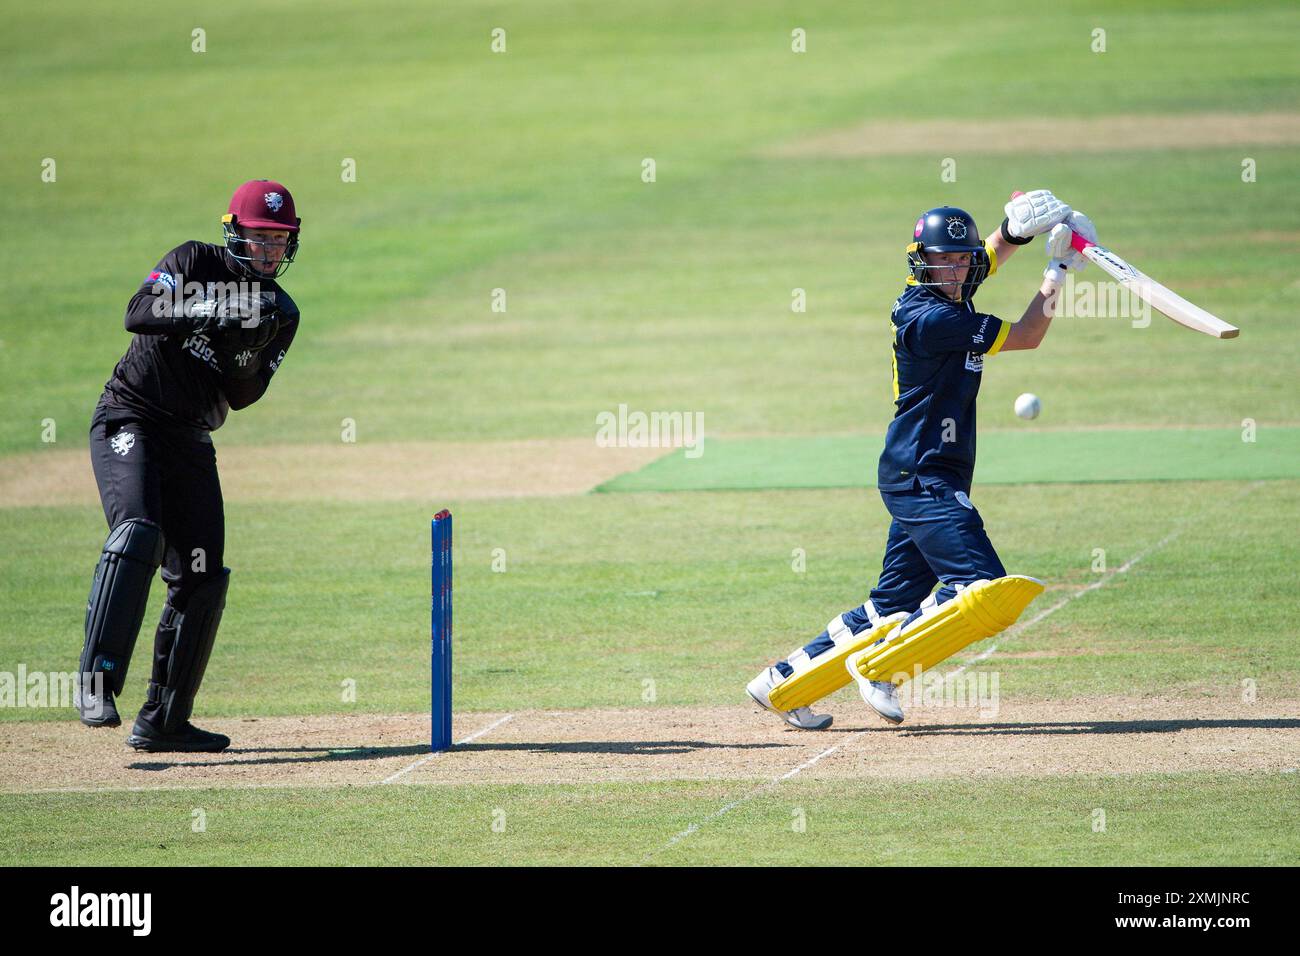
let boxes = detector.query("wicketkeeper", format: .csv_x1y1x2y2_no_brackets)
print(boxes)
75,179,302,752
749,190,1096,729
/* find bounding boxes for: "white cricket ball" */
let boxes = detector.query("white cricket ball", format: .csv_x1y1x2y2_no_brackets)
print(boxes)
1014,393,1041,420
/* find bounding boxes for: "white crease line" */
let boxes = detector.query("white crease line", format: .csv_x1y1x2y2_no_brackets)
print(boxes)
648,729,868,862
380,714,514,785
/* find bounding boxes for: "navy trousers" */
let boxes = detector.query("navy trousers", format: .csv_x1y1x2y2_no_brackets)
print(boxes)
786,477,1006,671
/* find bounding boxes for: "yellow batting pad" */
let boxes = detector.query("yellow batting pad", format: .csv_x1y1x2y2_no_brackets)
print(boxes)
848,576,1044,686
769,612,909,711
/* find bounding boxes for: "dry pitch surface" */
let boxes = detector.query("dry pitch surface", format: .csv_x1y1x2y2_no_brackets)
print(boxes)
6,697,1295,795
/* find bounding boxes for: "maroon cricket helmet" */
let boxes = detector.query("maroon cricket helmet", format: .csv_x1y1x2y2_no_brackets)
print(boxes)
227,180,300,231
221,179,301,278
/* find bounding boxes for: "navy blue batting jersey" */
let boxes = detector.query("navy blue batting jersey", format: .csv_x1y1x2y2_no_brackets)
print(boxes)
877,262,1011,493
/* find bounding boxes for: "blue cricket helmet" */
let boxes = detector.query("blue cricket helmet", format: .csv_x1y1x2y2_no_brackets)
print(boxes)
906,206,990,302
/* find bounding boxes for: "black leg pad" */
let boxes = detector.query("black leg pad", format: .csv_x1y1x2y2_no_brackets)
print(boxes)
148,569,230,730
79,518,165,696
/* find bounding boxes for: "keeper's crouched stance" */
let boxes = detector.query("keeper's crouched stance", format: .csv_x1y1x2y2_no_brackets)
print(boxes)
748,190,1096,728
75,179,303,753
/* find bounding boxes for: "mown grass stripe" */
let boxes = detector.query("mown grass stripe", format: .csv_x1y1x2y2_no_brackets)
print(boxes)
596,428,1300,493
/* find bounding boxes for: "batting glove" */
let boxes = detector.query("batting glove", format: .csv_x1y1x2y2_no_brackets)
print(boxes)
1065,210,1098,245
1005,189,1072,240
1044,222,1090,284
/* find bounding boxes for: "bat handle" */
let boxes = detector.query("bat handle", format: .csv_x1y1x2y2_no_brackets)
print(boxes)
1010,190,1093,251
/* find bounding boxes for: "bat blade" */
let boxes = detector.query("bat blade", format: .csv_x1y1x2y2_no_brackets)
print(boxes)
1072,235,1239,339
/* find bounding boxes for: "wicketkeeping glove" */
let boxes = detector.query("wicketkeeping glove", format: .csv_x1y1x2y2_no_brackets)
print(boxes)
181,291,279,335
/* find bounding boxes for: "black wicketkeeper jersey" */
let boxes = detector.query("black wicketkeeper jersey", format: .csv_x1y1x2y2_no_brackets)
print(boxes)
101,241,299,432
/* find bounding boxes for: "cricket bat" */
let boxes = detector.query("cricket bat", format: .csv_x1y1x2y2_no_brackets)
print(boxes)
1011,192,1240,339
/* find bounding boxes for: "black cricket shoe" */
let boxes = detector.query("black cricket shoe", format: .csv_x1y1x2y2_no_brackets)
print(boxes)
75,688,121,728
127,716,230,753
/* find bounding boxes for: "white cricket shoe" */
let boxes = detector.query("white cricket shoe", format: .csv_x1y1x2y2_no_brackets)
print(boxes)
746,666,833,730
844,646,906,725
860,680,905,725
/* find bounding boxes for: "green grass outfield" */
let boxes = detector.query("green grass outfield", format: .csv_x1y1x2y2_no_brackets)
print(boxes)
3,775,1296,866
2,0,1299,865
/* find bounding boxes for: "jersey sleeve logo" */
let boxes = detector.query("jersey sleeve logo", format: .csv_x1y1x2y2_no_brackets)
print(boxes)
147,270,176,290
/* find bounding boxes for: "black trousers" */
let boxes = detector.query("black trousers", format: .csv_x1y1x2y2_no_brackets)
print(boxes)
89,400,225,613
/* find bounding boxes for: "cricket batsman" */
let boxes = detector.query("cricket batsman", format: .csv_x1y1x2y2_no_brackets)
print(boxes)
748,190,1096,729
74,180,302,752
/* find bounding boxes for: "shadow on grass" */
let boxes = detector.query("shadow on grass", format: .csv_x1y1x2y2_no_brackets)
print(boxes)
127,744,428,772
127,738,791,771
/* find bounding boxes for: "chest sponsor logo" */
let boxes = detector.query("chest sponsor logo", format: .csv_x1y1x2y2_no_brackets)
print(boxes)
235,349,253,367
180,334,220,371
109,430,135,457
964,351,984,372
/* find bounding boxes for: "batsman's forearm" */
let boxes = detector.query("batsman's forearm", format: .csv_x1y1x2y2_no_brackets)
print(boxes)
1021,282,1058,335
1001,282,1058,351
